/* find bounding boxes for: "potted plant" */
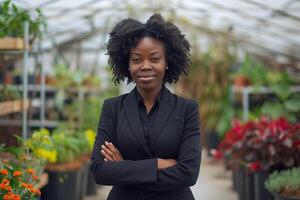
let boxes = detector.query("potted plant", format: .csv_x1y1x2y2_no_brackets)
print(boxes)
260,70,300,122
0,143,46,200
231,55,269,88
177,38,236,155
25,128,91,200
214,117,300,200
265,167,300,200
0,0,46,50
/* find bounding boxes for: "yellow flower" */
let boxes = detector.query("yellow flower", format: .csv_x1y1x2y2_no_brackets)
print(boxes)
35,148,57,163
85,129,96,151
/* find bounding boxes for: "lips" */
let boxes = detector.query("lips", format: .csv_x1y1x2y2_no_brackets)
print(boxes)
137,74,156,82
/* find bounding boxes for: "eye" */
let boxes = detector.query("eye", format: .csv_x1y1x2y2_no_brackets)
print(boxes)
152,57,160,62
131,58,141,63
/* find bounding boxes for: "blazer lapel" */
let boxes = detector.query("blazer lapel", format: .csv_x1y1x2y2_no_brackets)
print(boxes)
123,88,152,156
150,86,174,146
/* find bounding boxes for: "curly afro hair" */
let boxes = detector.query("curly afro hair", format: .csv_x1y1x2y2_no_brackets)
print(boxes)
106,13,191,85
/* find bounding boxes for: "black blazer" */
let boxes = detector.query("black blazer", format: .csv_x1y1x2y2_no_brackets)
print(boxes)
90,86,201,200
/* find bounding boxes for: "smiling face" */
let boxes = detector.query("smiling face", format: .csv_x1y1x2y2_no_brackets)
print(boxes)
129,37,167,91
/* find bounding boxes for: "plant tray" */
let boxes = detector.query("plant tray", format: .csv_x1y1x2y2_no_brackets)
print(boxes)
0,37,24,50
0,100,29,116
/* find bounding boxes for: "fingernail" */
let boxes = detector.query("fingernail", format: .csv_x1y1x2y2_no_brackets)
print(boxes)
101,145,105,148
105,141,109,145
104,158,108,161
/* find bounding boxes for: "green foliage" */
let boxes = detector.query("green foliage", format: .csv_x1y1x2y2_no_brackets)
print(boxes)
51,130,84,163
186,38,237,135
216,88,235,138
81,96,102,131
0,0,46,42
53,63,75,89
265,167,300,194
25,128,90,164
53,63,102,89
0,85,21,101
234,55,268,87
261,94,300,123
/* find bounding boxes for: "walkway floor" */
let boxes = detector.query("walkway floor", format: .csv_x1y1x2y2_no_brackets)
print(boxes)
85,151,238,200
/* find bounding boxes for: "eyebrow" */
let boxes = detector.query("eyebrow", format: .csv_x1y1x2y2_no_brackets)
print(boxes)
131,51,161,55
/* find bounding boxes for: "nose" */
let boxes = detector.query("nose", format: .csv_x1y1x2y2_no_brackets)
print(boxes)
140,60,152,71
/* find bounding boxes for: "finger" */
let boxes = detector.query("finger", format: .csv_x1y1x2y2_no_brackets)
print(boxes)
106,142,119,155
102,145,118,160
101,149,113,161
105,141,117,152
106,142,123,160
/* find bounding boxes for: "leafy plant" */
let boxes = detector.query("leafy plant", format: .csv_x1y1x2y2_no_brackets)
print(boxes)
25,128,92,164
265,167,300,198
216,117,300,172
180,37,236,135
232,55,269,87
24,129,57,163
261,92,300,123
0,0,46,43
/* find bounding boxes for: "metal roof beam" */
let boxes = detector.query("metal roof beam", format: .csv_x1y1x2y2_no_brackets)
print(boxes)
241,0,300,22
199,0,300,34
37,0,61,8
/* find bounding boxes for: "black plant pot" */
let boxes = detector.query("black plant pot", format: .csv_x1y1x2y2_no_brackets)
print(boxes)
237,166,246,200
86,170,97,196
78,164,89,200
41,170,81,200
254,171,274,200
244,169,255,200
232,168,238,191
273,193,300,200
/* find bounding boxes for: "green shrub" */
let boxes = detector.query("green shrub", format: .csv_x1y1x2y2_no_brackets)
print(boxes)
265,167,300,194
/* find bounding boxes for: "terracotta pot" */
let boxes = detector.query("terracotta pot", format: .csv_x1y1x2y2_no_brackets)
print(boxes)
233,75,251,87
4,72,13,84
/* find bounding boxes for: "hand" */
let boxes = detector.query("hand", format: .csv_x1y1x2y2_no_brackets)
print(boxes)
157,158,177,170
101,141,124,162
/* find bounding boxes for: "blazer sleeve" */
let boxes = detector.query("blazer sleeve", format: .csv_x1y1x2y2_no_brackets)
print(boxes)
90,99,158,185
134,100,202,191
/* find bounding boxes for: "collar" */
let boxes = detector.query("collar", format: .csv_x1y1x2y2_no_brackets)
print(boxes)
135,85,164,106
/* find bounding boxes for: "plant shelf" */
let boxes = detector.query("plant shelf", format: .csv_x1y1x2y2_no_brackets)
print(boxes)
0,100,29,116
0,37,24,50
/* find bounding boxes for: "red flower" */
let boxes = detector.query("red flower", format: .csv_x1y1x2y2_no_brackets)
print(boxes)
1,169,8,175
210,149,223,160
13,171,22,177
26,168,35,175
247,161,261,172
2,178,9,185
0,183,7,190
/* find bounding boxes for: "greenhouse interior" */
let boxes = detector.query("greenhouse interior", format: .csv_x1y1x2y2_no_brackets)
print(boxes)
1,0,300,199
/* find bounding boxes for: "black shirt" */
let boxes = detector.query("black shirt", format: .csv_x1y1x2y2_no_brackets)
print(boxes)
135,86,164,140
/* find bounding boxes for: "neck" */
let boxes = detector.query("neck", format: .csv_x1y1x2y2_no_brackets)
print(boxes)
137,85,162,105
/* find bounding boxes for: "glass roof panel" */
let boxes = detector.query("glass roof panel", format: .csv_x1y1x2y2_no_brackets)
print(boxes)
6,0,300,59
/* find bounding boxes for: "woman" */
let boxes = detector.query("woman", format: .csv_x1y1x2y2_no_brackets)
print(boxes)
90,13,201,200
